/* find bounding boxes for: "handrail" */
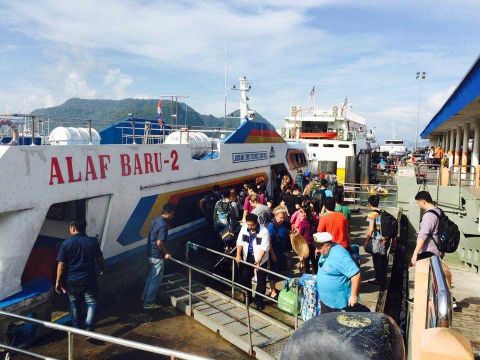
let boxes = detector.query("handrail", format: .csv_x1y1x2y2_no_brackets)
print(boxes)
169,254,298,356
427,256,452,328
0,310,212,360
0,342,60,360
185,242,299,328
187,241,292,281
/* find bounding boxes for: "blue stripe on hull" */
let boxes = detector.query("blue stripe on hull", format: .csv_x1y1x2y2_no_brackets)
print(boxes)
117,195,158,245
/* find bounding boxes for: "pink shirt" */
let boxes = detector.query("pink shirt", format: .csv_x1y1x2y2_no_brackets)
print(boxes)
298,219,317,244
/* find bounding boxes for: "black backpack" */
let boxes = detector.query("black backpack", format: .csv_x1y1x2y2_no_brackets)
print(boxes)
375,210,398,239
425,209,460,253
204,193,220,219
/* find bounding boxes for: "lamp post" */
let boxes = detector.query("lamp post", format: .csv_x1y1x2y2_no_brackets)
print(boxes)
415,71,427,151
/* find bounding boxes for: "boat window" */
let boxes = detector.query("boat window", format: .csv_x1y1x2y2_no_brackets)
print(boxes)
385,140,404,145
286,149,308,169
301,121,328,133
309,143,319,147
323,144,334,147
338,144,350,148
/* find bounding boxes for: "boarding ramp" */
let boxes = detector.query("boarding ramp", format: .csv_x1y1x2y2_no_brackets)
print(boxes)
163,243,300,360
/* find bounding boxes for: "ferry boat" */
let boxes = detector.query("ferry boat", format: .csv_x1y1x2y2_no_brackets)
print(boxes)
280,102,374,183
0,76,307,337
378,139,408,156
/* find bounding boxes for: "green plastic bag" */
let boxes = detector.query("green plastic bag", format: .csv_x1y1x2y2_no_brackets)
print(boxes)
277,281,300,316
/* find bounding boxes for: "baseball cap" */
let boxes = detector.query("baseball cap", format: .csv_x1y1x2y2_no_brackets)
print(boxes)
313,232,333,246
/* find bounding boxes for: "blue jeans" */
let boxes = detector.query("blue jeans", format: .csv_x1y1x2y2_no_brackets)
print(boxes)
67,282,98,331
142,257,165,306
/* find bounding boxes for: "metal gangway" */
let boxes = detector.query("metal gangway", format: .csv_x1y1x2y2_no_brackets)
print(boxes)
162,242,300,360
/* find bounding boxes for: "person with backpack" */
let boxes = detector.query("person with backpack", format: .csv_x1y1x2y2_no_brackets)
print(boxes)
411,191,459,265
364,195,397,286
313,179,333,214
199,185,221,230
213,190,233,231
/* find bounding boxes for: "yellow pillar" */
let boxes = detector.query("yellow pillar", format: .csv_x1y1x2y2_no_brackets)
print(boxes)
454,126,462,166
461,123,470,167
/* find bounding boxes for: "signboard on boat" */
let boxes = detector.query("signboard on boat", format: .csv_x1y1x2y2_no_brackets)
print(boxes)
232,151,268,163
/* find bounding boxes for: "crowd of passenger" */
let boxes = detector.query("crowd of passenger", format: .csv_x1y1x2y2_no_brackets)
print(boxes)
195,172,388,313
53,169,450,334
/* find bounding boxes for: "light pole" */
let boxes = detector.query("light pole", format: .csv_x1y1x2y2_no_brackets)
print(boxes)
415,71,427,151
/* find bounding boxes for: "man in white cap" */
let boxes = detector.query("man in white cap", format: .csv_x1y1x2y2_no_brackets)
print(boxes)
313,232,361,313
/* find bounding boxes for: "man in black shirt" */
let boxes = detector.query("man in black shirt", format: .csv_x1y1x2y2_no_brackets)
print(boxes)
142,203,176,309
56,220,104,333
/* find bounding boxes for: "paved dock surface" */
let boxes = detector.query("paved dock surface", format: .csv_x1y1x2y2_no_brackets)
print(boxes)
15,294,251,360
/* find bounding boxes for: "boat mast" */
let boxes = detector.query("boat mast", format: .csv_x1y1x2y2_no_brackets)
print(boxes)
239,76,251,120
224,24,227,124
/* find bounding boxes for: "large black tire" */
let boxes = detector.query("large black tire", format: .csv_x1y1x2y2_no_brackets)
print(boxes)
280,312,405,360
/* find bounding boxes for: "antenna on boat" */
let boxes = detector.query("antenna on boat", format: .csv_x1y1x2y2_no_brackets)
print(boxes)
224,23,227,126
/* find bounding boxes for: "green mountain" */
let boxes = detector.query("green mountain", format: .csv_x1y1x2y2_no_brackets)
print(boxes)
31,98,205,128
31,98,268,130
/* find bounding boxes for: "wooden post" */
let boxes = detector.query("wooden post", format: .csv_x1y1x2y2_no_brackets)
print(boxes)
411,259,430,360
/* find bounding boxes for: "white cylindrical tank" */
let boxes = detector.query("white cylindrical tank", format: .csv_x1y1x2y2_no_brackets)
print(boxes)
49,127,101,145
164,131,210,159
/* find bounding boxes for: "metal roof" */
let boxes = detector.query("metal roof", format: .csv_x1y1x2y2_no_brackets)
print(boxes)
421,55,480,138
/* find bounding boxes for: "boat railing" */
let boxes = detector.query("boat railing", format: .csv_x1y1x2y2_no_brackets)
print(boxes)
427,256,452,328
0,310,213,360
343,182,398,209
408,256,473,359
0,114,236,146
169,241,300,356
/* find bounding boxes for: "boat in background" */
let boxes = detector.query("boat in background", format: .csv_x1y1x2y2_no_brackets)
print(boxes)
378,139,408,157
280,100,374,183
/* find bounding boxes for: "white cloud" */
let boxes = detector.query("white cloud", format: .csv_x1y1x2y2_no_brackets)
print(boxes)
65,70,96,98
104,68,133,99
0,0,478,143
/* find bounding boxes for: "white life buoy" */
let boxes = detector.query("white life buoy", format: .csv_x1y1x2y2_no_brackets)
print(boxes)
0,118,19,145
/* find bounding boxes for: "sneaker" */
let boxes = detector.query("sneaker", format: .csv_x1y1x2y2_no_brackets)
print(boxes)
452,297,458,309
143,303,162,310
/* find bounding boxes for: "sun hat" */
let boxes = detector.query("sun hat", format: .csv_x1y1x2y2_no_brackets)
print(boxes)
313,232,333,246
290,231,310,260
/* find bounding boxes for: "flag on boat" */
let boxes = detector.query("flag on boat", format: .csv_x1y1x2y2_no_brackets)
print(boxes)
157,99,162,116
157,99,165,126
341,97,348,117
309,86,315,97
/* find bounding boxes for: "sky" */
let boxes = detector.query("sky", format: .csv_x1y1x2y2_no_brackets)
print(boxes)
0,0,479,142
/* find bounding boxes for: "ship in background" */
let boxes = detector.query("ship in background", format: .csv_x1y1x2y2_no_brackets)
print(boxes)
0,76,307,340
280,96,374,183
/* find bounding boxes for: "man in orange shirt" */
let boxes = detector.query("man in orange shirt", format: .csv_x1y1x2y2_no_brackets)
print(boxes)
317,197,350,250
